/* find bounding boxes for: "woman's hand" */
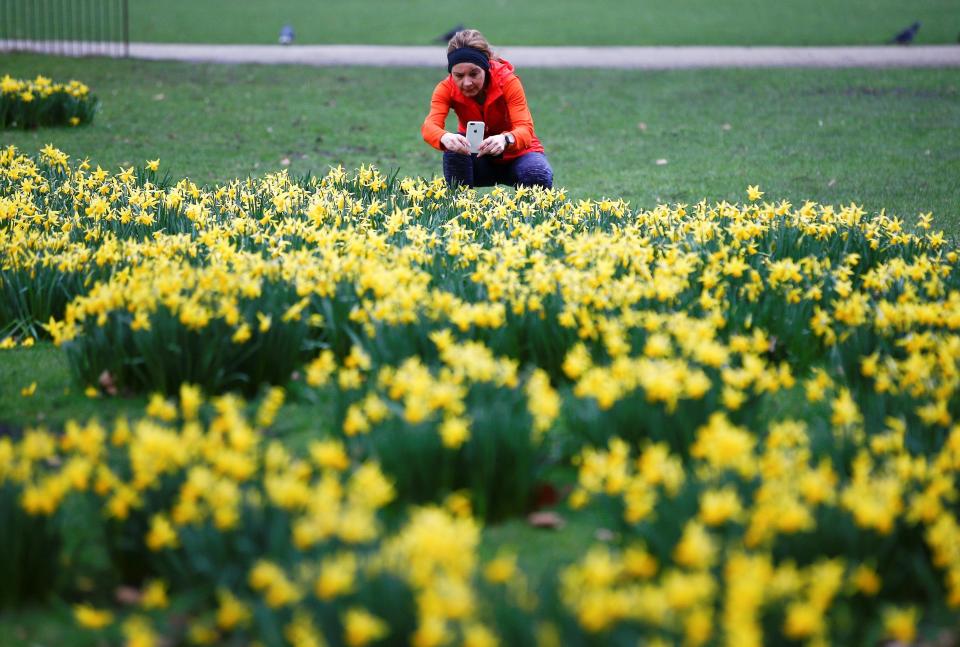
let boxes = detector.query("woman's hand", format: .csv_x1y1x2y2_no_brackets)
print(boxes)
477,134,508,157
440,132,471,155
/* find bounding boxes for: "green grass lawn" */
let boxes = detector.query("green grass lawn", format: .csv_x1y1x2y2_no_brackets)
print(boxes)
0,343,146,431
3,54,959,234
119,0,960,46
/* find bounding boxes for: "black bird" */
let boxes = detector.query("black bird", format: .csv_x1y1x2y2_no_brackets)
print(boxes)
889,21,920,45
434,23,465,44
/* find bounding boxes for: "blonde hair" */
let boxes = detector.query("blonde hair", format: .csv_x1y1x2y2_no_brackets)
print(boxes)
447,29,499,61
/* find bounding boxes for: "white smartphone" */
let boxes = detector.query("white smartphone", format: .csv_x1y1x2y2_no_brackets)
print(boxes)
466,121,485,154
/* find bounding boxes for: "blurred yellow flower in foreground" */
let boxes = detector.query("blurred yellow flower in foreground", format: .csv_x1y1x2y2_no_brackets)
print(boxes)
73,604,114,629
343,607,389,647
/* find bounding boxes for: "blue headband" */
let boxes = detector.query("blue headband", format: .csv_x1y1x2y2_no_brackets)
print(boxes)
447,47,490,73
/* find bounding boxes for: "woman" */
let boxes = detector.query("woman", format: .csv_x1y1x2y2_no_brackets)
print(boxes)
421,29,554,189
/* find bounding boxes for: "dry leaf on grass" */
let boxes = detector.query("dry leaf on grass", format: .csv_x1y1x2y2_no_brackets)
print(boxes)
594,528,615,542
115,585,141,605
98,370,118,396
527,511,566,530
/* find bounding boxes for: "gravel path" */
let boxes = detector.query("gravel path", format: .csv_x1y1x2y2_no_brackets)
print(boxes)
5,40,960,68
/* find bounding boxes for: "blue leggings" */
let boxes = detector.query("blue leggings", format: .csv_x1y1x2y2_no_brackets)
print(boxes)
442,151,554,189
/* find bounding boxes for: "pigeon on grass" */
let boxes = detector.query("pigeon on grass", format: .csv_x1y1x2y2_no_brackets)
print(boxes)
889,21,920,45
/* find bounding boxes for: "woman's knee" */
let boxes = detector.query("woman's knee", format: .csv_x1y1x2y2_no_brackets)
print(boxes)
513,153,554,189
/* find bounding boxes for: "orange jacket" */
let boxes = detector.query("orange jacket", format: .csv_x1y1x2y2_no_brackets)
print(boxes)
421,58,544,163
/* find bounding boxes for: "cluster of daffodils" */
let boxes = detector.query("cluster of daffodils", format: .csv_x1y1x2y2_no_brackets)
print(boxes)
2,385,958,645
1,395,534,647
303,331,557,520
0,75,96,129
2,144,960,643
1,144,955,433
563,416,960,644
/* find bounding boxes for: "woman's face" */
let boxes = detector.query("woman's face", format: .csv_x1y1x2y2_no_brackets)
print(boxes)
451,62,486,98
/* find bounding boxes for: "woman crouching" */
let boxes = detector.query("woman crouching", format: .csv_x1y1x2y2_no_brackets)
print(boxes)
421,29,554,189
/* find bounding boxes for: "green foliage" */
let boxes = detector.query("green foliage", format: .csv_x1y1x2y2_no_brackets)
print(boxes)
0,604,103,647
0,482,63,607
0,268,89,339
62,286,313,397
330,375,545,522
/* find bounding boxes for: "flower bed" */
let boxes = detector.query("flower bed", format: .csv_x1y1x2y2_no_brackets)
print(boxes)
1,145,959,644
0,75,97,129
